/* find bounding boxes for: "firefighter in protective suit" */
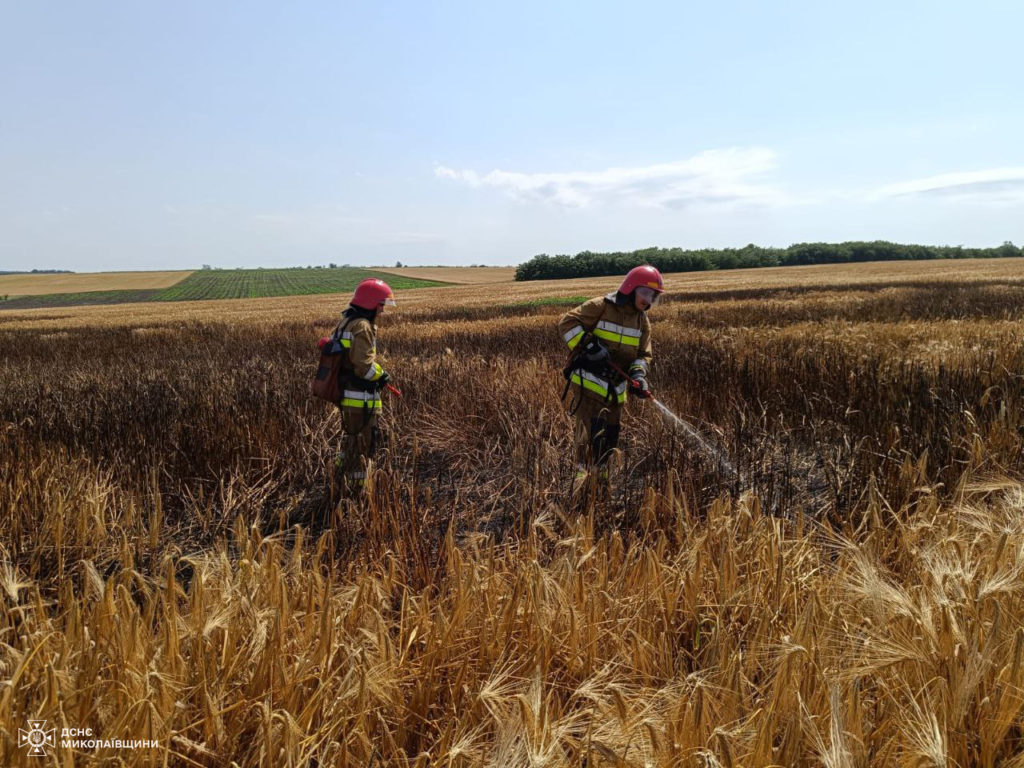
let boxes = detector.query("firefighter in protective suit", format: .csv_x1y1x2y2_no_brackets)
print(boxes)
558,265,663,483
331,278,395,490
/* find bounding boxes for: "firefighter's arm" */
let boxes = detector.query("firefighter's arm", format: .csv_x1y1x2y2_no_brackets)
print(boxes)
349,323,385,381
623,314,653,399
630,314,653,377
558,297,605,351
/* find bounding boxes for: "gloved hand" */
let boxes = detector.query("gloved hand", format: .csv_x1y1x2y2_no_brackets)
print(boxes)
377,370,391,387
581,338,609,363
628,373,651,399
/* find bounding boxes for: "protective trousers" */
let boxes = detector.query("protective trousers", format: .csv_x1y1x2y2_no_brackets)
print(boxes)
338,405,379,489
573,395,622,468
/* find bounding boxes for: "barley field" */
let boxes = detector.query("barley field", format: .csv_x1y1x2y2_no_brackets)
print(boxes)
2,259,1024,765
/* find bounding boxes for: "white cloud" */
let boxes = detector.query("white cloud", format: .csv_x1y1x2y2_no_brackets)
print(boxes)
435,148,788,209
870,167,1024,203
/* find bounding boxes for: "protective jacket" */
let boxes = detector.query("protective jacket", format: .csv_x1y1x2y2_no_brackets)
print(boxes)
558,292,653,404
334,313,386,412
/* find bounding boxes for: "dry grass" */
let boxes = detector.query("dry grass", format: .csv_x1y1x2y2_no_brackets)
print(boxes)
0,270,193,296
372,266,518,284
2,257,1024,765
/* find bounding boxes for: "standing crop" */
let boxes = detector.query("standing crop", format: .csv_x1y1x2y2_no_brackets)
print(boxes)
1,263,1023,765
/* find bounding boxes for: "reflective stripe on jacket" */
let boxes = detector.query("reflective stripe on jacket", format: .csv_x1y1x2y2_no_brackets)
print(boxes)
341,389,383,410
570,370,628,404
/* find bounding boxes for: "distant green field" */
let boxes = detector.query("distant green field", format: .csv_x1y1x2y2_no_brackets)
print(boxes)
0,268,445,310
154,268,444,300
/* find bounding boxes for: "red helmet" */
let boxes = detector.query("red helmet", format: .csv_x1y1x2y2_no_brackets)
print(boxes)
351,278,396,310
619,265,664,295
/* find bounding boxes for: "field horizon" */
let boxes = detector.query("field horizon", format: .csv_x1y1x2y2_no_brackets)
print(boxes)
2,256,1022,331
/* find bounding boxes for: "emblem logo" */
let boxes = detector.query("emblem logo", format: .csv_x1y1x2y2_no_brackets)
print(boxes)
19,719,56,756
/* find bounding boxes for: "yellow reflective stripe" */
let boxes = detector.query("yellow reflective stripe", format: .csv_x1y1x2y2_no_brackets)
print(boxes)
570,372,605,397
613,379,628,403
593,328,640,347
597,320,642,338
342,389,382,409
363,362,383,380
564,325,584,348
342,398,382,409
570,372,628,403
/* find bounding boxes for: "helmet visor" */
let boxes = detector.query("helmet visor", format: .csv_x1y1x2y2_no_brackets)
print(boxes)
383,296,396,307
635,286,660,306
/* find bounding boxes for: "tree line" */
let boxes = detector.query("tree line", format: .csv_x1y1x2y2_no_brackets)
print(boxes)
0,269,74,275
513,241,1022,281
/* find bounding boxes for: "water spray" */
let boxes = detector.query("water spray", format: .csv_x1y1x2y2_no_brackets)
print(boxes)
649,397,736,479
608,360,737,479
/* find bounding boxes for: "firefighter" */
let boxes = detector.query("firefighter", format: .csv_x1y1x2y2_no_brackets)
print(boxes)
332,278,395,491
558,265,663,483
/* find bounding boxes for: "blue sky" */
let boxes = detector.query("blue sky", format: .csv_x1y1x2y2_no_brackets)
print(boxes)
2,1,1022,271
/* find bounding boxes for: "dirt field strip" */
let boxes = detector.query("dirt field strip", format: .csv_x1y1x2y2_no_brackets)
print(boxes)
0,270,194,296
372,266,517,284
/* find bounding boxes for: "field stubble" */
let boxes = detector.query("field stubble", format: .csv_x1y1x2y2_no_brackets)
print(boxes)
2,262,1024,765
